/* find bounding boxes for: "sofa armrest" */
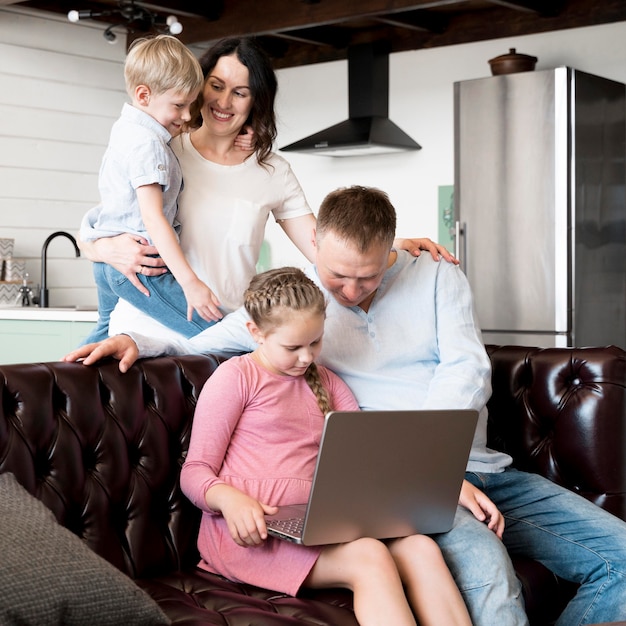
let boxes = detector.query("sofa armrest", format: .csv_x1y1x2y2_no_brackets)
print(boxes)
485,345,626,520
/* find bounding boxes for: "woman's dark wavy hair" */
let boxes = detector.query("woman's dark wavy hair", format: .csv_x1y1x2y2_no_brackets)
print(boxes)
192,37,277,167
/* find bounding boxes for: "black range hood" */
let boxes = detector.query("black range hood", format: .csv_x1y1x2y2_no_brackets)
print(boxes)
280,43,422,157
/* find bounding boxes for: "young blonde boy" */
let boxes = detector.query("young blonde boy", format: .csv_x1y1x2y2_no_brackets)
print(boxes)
82,35,222,344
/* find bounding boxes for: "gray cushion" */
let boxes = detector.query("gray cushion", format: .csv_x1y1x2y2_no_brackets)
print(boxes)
0,472,170,625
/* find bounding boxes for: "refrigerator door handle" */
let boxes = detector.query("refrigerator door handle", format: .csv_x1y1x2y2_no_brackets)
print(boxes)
455,221,466,270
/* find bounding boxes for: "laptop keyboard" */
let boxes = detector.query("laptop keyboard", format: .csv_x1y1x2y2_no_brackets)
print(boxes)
267,517,304,535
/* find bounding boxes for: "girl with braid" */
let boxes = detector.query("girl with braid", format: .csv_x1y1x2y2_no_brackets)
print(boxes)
181,267,471,626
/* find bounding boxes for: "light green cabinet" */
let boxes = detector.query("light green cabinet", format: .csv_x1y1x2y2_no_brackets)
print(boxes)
0,319,96,364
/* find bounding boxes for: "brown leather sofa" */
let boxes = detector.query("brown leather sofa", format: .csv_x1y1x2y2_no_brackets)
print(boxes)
0,344,624,625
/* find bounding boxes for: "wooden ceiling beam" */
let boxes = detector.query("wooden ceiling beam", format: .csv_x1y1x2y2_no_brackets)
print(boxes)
12,0,626,68
177,0,462,46
373,11,448,34
486,0,563,16
130,0,223,20
267,0,626,68
267,26,346,49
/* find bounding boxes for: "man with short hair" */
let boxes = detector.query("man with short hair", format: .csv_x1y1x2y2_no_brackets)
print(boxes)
65,185,626,626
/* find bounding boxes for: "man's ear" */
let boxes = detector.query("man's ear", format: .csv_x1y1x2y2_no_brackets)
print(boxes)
135,84,151,106
311,228,317,251
246,320,264,344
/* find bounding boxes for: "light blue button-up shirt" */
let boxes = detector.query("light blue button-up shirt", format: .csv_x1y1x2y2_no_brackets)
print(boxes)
81,103,182,243
131,251,512,472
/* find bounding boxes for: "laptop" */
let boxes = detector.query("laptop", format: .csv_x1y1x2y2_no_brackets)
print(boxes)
265,409,478,546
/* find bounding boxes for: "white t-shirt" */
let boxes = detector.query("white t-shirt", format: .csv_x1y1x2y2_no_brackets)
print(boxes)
104,133,312,339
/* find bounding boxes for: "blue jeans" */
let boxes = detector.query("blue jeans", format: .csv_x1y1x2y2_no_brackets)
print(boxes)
83,262,215,345
433,503,529,625
434,468,626,626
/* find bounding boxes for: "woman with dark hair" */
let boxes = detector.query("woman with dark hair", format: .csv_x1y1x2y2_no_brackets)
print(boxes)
78,37,450,342
192,37,277,166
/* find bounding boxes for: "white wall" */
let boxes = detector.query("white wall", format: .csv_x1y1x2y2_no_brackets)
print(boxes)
1,7,625,303
0,6,126,306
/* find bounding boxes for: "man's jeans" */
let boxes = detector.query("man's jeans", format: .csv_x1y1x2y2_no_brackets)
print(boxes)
83,262,215,344
433,468,626,626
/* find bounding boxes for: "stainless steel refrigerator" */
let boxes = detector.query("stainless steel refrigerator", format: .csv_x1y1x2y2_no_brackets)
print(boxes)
454,67,626,348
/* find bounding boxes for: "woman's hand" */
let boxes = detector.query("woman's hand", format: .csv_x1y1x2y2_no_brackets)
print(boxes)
207,484,278,547
84,233,168,296
394,237,459,264
458,479,505,538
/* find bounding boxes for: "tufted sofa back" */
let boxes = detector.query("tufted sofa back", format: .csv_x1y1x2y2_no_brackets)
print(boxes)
0,345,625,587
0,355,222,579
486,344,626,520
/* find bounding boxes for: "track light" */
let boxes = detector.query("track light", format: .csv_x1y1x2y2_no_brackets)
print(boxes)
166,15,183,35
103,25,117,44
67,1,183,43
67,9,94,22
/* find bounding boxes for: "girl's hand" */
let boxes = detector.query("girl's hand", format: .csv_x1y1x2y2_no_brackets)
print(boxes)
394,237,459,264
459,479,505,538
234,125,255,151
214,487,278,547
183,279,223,323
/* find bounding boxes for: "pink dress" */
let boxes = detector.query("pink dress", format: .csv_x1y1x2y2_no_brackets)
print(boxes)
180,354,360,596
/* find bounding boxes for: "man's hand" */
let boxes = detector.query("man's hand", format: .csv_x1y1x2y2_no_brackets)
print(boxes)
459,479,505,538
62,335,139,373
394,237,459,265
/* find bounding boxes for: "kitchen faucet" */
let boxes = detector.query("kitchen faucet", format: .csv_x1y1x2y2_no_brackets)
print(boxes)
39,231,81,308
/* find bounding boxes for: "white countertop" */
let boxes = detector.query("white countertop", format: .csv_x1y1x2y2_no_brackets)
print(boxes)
0,306,98,322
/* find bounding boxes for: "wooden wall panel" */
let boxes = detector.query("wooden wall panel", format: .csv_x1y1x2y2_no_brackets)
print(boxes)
0,7,126,308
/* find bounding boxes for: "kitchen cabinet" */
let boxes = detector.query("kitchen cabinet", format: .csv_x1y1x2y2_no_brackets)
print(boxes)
0,308,97,364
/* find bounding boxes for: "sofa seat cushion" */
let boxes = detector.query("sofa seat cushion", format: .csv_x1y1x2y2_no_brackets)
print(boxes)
138,567,357,625
0,472,170,626
512,556,577,625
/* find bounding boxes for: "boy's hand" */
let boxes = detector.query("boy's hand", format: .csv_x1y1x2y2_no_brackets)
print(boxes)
183,279,223,323
234,125,255,152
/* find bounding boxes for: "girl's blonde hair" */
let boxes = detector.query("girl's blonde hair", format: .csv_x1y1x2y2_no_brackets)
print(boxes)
244,267,331,415
124,35,203,98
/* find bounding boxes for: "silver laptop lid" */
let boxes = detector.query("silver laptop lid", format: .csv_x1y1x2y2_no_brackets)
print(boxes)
297,409,478,545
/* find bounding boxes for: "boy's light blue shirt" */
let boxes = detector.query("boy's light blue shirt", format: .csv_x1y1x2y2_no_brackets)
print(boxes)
130,251,512,472
81,103,182,243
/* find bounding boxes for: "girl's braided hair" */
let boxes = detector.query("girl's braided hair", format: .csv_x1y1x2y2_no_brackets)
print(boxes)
244,267,331,415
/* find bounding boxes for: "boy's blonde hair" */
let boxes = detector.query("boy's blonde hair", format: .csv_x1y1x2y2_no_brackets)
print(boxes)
244,267,332,415
124,34,203,98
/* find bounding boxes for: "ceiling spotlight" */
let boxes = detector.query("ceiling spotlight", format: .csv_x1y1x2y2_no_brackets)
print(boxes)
67,9,95,22
166,15,183,35
67,1,184,43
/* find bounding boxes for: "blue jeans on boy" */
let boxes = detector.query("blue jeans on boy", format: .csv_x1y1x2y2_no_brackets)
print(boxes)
83,262,215,344
434,468,626,626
